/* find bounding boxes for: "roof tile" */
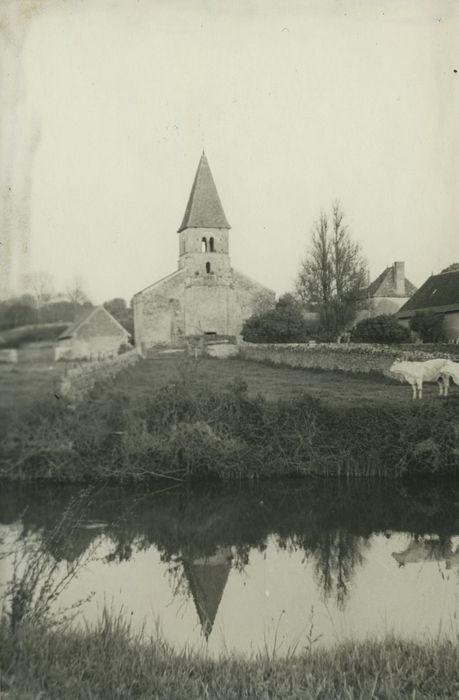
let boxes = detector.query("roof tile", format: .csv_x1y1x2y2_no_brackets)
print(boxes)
178,152,230,232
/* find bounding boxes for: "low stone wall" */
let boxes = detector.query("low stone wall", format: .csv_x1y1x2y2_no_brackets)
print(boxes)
206,343,238,359
57,349,140,402
0,349,18,363
239,343,451,377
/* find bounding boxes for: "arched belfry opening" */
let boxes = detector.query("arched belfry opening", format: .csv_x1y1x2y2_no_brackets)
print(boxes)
206,262,211,274
209,237,215,252
201,237,207,252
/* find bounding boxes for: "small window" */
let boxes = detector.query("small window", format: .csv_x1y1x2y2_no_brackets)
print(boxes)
206,262,211,274
209,237,215,252
201,237,207,253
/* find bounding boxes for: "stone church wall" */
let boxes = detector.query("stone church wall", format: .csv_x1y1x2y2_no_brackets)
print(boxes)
134,268,276,350
183,282,232,336
133,270,186,351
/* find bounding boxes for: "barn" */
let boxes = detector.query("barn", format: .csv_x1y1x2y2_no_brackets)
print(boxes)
56,306,131,360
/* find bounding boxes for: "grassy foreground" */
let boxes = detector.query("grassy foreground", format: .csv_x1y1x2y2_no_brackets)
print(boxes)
1,616,458,699
1,357,459,481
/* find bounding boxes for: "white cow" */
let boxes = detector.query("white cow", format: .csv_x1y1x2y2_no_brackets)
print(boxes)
446,547,459,570
439,359,459,397
392,538,452,567
389,358,451,399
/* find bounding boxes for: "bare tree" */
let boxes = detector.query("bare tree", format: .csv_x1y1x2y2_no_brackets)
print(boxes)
65,278,91,306
24,271,55,307
65,277,92,319
296,212,332,308
296,202,367,336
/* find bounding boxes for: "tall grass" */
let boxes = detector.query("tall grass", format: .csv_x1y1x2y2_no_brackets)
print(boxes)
1,489,97,630
1,612,459,699
1,360,458,481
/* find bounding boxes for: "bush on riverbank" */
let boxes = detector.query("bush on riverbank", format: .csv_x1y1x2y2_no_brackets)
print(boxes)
1,360,458,481
1,615,459,699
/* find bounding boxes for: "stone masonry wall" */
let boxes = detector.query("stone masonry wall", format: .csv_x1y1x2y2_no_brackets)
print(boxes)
134,267,276,351
57,349,140,403
239,343,452,378
133,270,186,350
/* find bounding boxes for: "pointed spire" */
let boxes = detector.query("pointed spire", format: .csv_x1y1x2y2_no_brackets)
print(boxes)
178,153,230,233
182,548,232,640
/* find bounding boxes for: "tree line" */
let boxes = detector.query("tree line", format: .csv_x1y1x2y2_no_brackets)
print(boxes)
0,277,133,338
243,202,450,345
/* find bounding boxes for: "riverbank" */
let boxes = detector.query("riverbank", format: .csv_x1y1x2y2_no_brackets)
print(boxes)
1,357,458,481
1,616,458,699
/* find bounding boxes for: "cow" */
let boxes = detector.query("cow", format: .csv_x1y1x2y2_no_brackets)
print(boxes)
392,538,453,567
445,547,459,570
439,359,459,397
389,358,451,399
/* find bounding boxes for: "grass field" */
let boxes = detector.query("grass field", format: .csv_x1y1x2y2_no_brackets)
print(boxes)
113,353,455,408
0,353,456,430
1,353,459,481
0,362,67,428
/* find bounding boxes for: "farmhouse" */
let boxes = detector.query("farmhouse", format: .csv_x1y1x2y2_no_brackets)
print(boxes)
396,266,459,341
133,153,275,352
56,306,130,360
356,261,416,322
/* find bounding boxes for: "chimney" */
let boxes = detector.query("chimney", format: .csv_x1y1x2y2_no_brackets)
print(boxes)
394,261,405,296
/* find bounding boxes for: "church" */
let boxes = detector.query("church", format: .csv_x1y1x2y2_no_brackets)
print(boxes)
133,153,275,352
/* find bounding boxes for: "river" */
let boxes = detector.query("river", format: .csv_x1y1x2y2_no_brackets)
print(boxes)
1,479,458,656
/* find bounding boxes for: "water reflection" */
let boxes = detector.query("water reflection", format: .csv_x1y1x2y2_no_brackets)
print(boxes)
392,536,459,569
1,479,458,652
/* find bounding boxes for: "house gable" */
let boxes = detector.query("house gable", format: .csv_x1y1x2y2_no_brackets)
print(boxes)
361,262,416,299
59,306,129,342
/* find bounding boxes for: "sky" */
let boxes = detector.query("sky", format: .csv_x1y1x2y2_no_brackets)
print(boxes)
1,0,458,303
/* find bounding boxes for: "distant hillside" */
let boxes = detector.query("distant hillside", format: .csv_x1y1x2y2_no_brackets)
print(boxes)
0,323,69,349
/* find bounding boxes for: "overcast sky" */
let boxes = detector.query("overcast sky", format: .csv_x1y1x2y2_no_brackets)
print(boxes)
3,0,458,303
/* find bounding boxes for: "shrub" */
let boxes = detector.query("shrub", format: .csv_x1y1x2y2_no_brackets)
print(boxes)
410,311,445,343
242,294,312,344
2,372,459,481
351,314,410,344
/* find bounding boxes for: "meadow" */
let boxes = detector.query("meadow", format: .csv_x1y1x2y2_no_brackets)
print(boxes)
1,352,457,430
1,353,458,481
0,361,66,428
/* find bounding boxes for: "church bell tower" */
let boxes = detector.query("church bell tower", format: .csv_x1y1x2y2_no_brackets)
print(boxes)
177,152,232,279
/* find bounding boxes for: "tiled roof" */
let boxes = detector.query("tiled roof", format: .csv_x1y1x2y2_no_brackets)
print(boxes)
58,307,96,339
397,269,459,315
178,152,230,232
58,306,129,339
